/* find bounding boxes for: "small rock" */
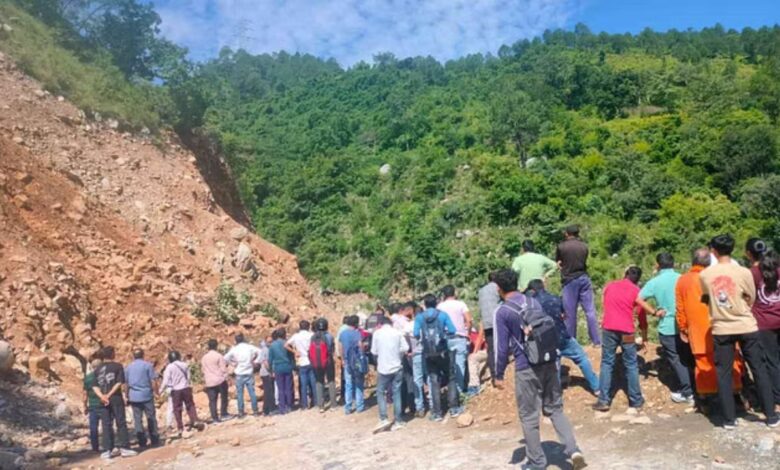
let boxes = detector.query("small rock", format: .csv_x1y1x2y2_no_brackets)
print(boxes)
379,163,391,175
230,227,249,241
230,437,240,447
629,416,652,425
757,436,774,453
54,402,70,420
625,407,639,416
610,414,632,423
29,354,52,378
456,412,474,428
49,441,67,454
15,172,33,184
0,451,23,470
181,431,194,439
24,449,45,462
0,341,15,372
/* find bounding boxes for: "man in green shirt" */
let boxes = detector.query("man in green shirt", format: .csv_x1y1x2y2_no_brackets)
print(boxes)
512,240,558,292
84,356,103,453
636,252,693,404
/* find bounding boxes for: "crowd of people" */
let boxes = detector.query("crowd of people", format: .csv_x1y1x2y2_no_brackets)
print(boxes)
81,224,780,470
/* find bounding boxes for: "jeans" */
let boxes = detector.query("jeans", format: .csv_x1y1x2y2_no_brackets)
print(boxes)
275,372,294,414
448,336,469,394
377,369,404,422
426,355,458,417
714,332,777,423
343,367,365,413
129,400,159,447
314,363,337,410
298,365,317,409
562,275,601,345
558,337,599,392
235,374,259,416
205,380,229,421
88,408,101,452
485,328,495,381
597,329,644,407
758,328,780,404
412,353,427,412
658,333,694,397
515,364,580,469
261,375,276,415
171,387,198,431
99,396,129,451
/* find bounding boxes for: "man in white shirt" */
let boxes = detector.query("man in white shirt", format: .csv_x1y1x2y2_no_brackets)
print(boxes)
224,334,261,417
285,320,316,409
437,285,472,404
371,317,409,432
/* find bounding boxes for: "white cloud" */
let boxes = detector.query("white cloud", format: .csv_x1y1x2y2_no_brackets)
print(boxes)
154,0,581,65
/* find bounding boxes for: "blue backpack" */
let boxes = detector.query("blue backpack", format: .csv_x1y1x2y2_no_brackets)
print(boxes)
420,311,449,360
344,334,368,377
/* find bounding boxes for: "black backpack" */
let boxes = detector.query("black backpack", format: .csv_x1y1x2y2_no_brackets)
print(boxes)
504,295,559,365
420,311,448,360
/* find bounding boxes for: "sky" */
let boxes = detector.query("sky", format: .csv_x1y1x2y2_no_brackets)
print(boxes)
149,0,780,66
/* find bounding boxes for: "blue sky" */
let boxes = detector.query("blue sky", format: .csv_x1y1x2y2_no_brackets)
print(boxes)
150,0,780,66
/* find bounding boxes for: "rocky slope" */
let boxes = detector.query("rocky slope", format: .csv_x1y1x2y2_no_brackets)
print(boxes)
0,49,334,460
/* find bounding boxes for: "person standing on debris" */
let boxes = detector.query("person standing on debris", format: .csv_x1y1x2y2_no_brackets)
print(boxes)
477,271,501,384
593,267,646,412
83,355,103,453
160,351,200,435
525,279,600,395
513,240,558,292
371,316,410,432
224,334,262,417
257,336,276,416
414,294,458,422
677,248,744,407
437,285,472,402
493,269,586,470
125,348,160,448
93,346,137,459
636,253,694,405
556,225,601,345
269,328,295,415
701,234,779,429
202,339,231,422
340,315,367,415
286,320,316,410
311,318,337,412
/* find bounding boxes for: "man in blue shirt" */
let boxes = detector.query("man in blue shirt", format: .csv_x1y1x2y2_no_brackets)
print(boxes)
526,280,599,394
413,294,458,421
494,269,585,470
636,252,693,404
339,315,366,414
125,348,160,448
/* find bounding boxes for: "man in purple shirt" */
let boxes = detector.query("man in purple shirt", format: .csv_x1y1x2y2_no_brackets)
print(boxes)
493,269,586,470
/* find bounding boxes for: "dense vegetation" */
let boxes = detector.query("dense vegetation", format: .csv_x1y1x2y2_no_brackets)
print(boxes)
4,1,780,301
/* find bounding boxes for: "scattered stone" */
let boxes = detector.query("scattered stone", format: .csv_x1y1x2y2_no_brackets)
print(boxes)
0,341,15,372
630,416,652,425
49,441,67,454
54,402,71,420
29,354,52,378
625,407,639,416
379,163,391,175
594,411,611,420
0,451,23,470
610,414,632,423
456,412,474,428
230,226,249,241
230,437,240,447
24,449,45,462
757,436,774,453
14,172,33,184
181,431,194,439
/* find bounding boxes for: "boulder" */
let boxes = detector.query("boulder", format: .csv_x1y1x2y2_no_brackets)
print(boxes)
456,412,474,428
230,227,249,241
0,341,15,372
28,354,52,378
54,402,71,420
0,451,23,470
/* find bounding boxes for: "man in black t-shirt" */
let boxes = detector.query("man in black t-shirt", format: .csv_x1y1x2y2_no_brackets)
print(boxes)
556,225,601,346
93,346,137,459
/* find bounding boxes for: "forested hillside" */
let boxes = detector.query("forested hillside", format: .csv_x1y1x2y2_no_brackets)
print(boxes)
5,1,780,298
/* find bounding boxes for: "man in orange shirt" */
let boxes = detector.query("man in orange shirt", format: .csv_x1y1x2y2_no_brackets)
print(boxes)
676,248,742,403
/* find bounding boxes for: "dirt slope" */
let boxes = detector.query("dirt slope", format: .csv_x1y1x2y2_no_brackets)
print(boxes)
0,49,335,453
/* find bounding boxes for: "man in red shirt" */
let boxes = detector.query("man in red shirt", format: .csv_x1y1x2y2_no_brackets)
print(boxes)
593,267,647,411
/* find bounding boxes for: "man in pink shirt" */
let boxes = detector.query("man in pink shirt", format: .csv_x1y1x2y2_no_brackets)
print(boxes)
437,285,472,402
593,267,647,412
201,339,231,423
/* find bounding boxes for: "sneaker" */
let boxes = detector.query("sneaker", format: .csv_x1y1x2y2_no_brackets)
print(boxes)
110,448,121,458
390,421,406,432
221,414,236,422
100,451,112,460
466,386,480,398
449,406,464,418
373,419,392,434
120,448,138,458
415,410,426,419
344,409,353,416
723,421,737,431
319,408,326,414
767,416,780,428
670,392,691,404
571,451,587,470
592,402,610,412
429,413,444,422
